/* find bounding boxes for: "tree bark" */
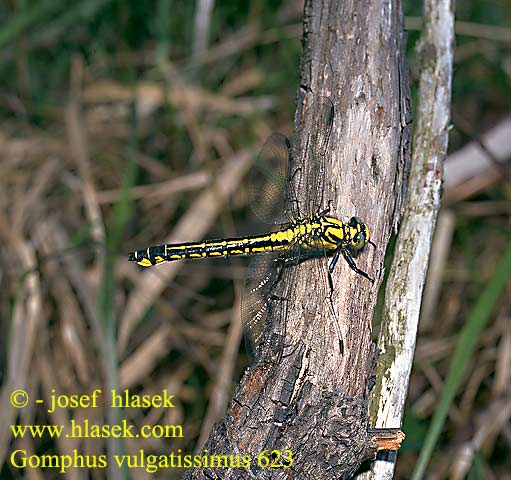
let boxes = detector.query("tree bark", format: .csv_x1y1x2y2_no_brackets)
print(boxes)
181,0,411,478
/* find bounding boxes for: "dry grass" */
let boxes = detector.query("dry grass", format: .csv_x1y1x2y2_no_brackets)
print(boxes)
0,1,510,479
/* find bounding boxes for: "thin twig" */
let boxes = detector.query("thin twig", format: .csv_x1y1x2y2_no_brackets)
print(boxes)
119,325,172,388
160,61,210,166
96,170,211,204
405,17,511,43
184,23,302,70
11,158,60,234
419,209,456,331
34,221,92,385
83,80,275,116
0,215,43,467
66,56,106,268
493,320,511,396
193,0,215,58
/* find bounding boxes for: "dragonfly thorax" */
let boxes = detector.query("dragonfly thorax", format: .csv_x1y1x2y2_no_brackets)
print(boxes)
305,214,370,251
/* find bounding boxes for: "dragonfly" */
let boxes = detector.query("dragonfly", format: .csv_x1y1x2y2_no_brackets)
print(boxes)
129,97,374,361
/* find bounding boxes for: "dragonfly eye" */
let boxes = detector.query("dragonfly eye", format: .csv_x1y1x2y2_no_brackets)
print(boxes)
349,216,366,230
352,231,367,249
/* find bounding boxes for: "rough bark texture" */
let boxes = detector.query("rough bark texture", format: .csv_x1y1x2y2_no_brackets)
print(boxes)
181,0,411,479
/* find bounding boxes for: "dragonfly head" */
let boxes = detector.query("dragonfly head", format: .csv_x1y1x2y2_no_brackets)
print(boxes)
347,216,370,250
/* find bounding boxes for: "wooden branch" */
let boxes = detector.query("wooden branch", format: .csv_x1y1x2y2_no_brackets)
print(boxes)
181,0,411,477
368,428,406,451
359,0,455,478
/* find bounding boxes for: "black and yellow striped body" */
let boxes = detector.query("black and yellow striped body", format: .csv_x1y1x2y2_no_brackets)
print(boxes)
128,214,370,268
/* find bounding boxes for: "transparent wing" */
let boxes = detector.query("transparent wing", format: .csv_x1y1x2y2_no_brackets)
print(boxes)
240,225,331,364
247,133,294,225
312,96,335,158
242,97,338,363
291,96,335,217
241,239,342,364
241,252,286,363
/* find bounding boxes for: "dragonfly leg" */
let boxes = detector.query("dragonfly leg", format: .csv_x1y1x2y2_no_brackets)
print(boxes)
340,249,374,283
318,206,331,218
318,199,333,218
270,253,309,301
269,258,287,296
327,250,341,294
328,271,334,295
328,248,341,274
290,166,302,183
325,250,344,356
288,167,302,217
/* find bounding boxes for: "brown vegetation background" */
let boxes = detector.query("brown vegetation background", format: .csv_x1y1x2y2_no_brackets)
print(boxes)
0,1,510,479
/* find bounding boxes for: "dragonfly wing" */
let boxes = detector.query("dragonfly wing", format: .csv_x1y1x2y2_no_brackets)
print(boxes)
248,133,295,225
241,252,286,363
247,97,334,225
312,96,335,158
240,236,323,364
291,96,335,217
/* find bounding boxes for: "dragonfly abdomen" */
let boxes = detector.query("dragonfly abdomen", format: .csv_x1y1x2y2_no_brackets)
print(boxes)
129,229,297,267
